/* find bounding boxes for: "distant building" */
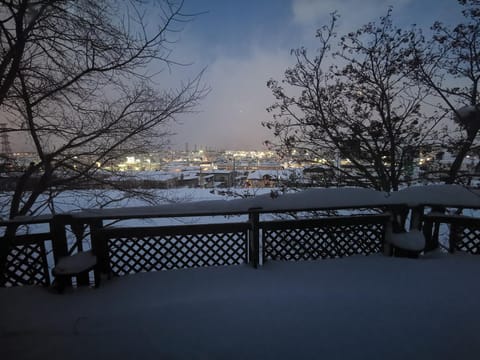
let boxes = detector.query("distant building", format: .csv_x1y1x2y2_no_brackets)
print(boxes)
199,170,236,188
177,172,199,188
246,169,298,188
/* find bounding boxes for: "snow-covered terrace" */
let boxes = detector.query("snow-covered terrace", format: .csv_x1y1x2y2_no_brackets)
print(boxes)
2,253,480,359
1,185,480,359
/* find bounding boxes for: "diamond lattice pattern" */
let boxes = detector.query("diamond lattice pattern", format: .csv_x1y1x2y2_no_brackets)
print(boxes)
109,231,247,276
456,225,480,254
264,224,383,261
4,243,49,287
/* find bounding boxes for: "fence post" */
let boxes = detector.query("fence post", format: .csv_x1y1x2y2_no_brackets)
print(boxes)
70,218,90,286
448,222,460,253
248,208,261,268
432,207,445,251
90,219,109,275
423,208,443,252
410,206,424,230
383,212,393,256
0,222,20,286
51,214,70,262
50,214,71,286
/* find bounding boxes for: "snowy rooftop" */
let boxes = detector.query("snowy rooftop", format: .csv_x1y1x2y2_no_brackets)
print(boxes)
1,253,480,359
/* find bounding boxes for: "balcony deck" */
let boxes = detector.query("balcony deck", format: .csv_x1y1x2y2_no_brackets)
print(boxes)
2,252,480,360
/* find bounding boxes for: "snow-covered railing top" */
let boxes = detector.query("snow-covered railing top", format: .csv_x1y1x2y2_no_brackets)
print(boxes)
386,185,480,208
68,185,480,221
0,213,53,226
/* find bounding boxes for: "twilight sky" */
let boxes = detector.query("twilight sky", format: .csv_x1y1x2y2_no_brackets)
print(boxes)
159,0,465,151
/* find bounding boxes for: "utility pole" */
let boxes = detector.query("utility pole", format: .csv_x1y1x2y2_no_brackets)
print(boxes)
0,123,12,157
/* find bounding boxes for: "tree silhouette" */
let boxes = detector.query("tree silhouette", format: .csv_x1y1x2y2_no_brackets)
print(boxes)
0,0,207,218
412,0,480,183
264,11,437,192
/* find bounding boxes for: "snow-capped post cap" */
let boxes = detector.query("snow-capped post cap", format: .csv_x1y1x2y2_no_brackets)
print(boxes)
455,105,480,132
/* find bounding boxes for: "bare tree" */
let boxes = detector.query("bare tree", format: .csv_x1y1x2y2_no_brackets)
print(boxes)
264,11,438,192
0,0,207,284
0,0,207,219
412,0,480,183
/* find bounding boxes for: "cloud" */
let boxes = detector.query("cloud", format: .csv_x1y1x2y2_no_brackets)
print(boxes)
171,47,292,150
292,0,414,33
167,0,464,152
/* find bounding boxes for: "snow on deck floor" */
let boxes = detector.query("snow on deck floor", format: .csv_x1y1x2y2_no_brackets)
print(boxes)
1,253,480,360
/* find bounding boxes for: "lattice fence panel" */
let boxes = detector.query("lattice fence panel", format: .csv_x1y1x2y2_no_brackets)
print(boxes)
264,222,384,261
108,231,248,276
4,242,50,287
455,225,480,254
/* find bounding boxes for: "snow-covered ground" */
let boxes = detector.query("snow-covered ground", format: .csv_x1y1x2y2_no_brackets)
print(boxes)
1,186,480,358
1,252,480,360
32,187,272,213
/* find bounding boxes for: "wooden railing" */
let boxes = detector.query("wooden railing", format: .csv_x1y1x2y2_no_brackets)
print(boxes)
1,195,479,288
261,214,389,263
3,232,51,287
1,216,53,287
101,222,250,276
423,212,480,254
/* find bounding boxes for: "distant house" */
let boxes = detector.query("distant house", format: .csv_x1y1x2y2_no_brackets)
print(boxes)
141,171,178,189
246,171,273,187
177,172,199,188
235,174,248,187
246,169,297,188
198,173,215,188
199,170,236,188
108,171,178,189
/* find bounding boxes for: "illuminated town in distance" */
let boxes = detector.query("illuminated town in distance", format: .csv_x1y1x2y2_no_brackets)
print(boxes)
3,145,479,190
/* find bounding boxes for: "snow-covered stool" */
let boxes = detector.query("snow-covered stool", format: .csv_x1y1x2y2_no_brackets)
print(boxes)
389,230,426,258
52,250,100,292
